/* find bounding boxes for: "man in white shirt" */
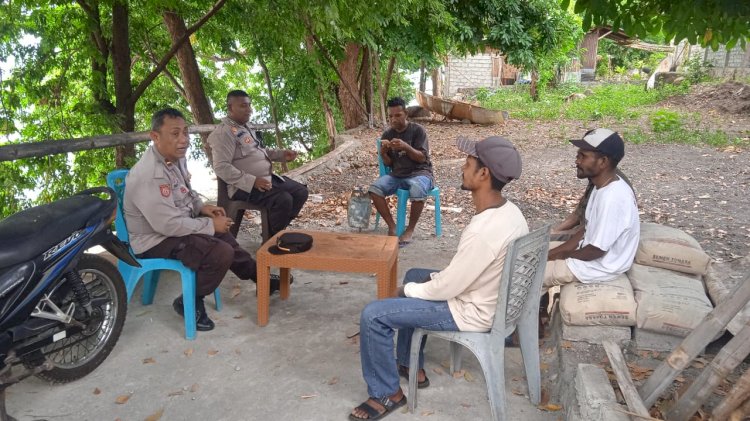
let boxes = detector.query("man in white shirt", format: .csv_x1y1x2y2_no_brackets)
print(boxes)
349,136,528,421
544,128,640,288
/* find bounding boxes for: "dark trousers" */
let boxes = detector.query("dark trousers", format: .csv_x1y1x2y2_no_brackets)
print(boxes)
140,232,257,297
232,176,308,237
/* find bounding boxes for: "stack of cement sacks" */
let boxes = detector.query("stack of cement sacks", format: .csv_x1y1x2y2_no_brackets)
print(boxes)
558,222,714,350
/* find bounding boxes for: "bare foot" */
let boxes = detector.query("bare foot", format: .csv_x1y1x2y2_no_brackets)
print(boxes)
398,228,414,243
350,389,404,419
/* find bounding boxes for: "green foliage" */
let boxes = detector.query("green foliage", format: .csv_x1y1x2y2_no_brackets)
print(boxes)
650,110,682,132
566,0,750,50
625,127,747,148
685,56,714,84
481,82,688,121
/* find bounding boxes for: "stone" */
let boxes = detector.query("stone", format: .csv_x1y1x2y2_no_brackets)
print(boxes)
654,72,687,88
575,364,629,420
406,105,431,118
562,323,631,345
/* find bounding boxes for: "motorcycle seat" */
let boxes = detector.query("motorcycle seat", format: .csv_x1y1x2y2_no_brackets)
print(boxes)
0,194,113,270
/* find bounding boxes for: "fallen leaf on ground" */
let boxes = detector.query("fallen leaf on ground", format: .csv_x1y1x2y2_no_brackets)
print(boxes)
327,377,339,385
452,369,466,379
300,394,318,399
561,341,573,349
339,281,349,285
539,403,562,411
441,360,450,369
512,389,524,396
540,362,549,371
432,367,444,376
540,388,550,406
144,408,164,421
460,403,471,408
421,410,435,416
190,383,199,393
464,371,475,382
233,313,245,319
142,357,156,364
544,348,554,355
167,390,184,397
207,349,219,356
184,348,193,357
115,394,131,404
231,285,241,299
93,387,101,395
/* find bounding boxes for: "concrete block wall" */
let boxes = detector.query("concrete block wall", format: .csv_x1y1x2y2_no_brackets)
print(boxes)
445,53,495,96
687,41,750,78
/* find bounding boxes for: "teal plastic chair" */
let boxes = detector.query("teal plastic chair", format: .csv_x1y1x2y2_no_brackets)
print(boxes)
106,169,221,340
407,225,550,420
373,139,442,237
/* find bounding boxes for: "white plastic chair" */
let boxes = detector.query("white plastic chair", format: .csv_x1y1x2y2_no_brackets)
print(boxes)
407,225,550,420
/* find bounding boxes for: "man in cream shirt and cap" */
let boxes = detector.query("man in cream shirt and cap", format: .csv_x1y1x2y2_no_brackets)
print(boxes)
349,136,529,421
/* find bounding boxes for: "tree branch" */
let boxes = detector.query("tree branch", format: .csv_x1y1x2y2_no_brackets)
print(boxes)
130,0,227,103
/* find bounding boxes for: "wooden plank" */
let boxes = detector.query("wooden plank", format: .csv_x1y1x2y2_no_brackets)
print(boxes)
602,340,651,418
666,320,750,420
0,123,274,162
712,365,750,420
639,272,750,408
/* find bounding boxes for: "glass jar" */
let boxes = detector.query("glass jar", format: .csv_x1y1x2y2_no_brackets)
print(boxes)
347,186,371,230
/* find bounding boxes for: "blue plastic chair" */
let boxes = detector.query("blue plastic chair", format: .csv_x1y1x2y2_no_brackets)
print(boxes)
373,139,442,237
407,225,551,420
106,169,221,340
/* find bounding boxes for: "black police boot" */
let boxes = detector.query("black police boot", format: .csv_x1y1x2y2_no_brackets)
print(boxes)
172,295,215,332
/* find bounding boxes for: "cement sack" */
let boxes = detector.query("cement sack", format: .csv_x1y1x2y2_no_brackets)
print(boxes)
635,223,711,275
628,263,713,337
704,256,750,335
559,274,637,326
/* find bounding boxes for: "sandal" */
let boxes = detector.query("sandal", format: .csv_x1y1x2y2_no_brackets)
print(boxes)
398,365,430,389
349,395,407,420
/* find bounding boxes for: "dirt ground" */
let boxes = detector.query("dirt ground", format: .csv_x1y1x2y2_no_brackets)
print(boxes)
291,81,750,263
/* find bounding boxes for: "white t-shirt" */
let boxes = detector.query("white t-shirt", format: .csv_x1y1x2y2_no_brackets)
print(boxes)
404,201,528,332
567,178,639,283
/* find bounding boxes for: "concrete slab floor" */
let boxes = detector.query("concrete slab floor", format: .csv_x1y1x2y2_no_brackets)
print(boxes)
6,230,559,421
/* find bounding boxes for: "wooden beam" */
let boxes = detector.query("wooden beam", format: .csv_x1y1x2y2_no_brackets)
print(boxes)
602,340,651,418
0,124,274,162
639,272,750,408
712,366,750,420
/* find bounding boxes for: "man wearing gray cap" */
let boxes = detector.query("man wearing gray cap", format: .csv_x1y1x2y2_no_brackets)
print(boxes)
350,136,528,420
544,128,639,290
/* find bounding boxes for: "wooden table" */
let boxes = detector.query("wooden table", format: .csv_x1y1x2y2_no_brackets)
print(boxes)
255,230,399,326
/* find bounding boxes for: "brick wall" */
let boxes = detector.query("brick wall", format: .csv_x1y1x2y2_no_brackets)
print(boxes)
445,53,496,96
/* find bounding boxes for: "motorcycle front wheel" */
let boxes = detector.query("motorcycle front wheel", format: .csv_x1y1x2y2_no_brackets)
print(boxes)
34,254,127,383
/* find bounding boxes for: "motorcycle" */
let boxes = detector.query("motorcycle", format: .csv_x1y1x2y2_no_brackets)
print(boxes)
0,187,139,420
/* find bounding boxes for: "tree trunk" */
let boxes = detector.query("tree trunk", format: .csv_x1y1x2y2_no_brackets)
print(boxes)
111,1,135,167
530,70,540,101
338,43,366,129
431,67,442,97
303,35,337,150
162,11,216,163
372,49,386,126
256,46,288,172
383,56,397,101
419,61,426,92
364,47,374,128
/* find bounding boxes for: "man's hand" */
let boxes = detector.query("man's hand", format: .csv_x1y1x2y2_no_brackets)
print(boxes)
389,138,409,151
283,149,298,162
380,139,391,153
200,204,226,218
254,178,272,192
212,215,234,234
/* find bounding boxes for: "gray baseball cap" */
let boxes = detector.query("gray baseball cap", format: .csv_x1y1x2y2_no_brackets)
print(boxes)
456,136,522,183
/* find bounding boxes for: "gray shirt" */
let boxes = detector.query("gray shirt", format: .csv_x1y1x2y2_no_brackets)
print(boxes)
207,117,285,198
123,145,213,254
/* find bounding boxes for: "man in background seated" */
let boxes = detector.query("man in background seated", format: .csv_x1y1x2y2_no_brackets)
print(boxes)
208,90,308,239
369,97,434,246
124,108,284,333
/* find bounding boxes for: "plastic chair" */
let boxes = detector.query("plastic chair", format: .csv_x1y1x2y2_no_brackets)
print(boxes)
217,178,270,242
106,169,221,341
407,225,551,420
373,138,442,237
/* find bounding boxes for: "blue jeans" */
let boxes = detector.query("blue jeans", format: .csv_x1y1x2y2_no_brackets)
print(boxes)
359,268,459,398
368,174,433,201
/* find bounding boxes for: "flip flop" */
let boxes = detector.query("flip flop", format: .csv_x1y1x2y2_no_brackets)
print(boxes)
349,395,407,421
398,365,430,388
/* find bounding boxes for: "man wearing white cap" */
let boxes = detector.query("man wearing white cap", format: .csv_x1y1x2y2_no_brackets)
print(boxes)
350,136,528,420
544,128,639,288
